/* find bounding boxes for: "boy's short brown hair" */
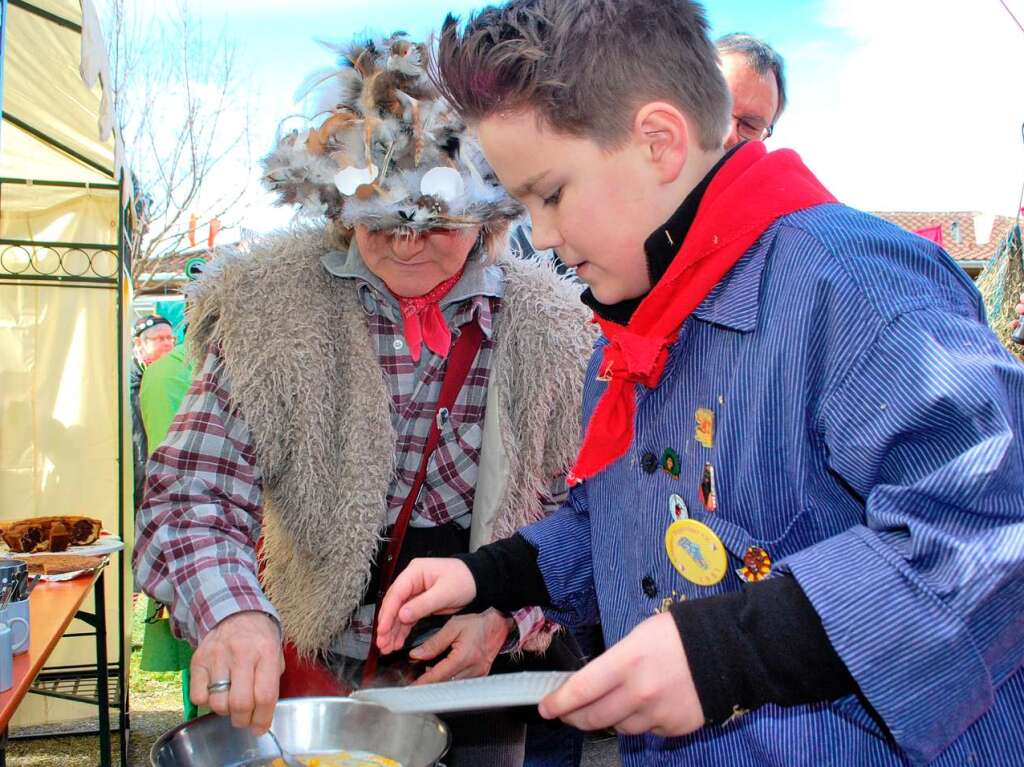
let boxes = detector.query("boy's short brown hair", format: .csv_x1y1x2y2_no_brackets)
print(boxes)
434,0,730,151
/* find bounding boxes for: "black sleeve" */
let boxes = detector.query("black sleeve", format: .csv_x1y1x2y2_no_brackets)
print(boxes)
453,533,551,613
669,575,857,725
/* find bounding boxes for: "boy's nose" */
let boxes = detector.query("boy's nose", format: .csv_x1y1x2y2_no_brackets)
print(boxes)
390,234,427,261
529,218,562,252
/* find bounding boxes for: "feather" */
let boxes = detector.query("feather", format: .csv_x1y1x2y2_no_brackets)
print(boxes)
315,38,351,57
458,140,487,189
273,115,313,144
311,68,363,115
370,72,405,118
293,66,343,104
306,112,358,156
376,141,398,182
387,43,422,76
266,33,523,233
347,43,379,78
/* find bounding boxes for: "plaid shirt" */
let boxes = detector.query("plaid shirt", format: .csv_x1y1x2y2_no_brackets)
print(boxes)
372,292,494,530
134,254,557,660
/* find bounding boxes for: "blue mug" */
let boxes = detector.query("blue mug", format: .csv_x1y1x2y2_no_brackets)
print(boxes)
0,600,30,654
0,622,13,692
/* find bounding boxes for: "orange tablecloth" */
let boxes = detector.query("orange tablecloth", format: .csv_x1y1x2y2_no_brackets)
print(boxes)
0,574,97,730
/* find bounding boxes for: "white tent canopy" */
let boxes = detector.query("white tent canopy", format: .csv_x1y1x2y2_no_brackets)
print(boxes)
0,0,126,248
2,0,121,173
0,0,131,740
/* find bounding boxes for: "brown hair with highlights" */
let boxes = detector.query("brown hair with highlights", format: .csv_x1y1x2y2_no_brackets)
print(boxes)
432,0,731,151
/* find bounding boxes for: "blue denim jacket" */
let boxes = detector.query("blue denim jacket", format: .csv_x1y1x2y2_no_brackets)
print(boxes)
522,204,1024,766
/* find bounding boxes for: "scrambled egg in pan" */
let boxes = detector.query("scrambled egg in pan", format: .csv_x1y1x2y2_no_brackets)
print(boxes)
268,751,401,767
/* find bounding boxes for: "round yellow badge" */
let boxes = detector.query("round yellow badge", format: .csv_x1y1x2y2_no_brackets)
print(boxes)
664,519,728,586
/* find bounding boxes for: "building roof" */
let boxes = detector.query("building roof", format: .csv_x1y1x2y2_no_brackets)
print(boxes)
873,211,1018,269
134,240,252,295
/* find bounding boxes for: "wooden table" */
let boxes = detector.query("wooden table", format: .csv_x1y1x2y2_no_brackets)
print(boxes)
0,567,113,766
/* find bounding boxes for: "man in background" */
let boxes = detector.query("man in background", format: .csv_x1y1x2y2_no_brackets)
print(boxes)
139,329,198,720
717,33,786,148
518,32,789,265
130,315,175,511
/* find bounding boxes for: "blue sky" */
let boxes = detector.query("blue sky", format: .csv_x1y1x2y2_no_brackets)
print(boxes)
124,0,1024,234
221,0,839,138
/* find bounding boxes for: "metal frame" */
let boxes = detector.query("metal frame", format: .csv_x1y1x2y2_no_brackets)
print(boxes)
22,568,118,767
0,112,113,176
8,0,80,32
0,1,130,763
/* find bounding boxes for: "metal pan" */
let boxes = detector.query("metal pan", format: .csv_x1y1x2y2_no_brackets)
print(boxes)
150,697,450,767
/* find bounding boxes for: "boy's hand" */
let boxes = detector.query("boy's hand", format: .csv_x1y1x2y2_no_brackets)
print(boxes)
539,611,705,737
410,609,511,685
1013,293,1024,329
376,558,477,654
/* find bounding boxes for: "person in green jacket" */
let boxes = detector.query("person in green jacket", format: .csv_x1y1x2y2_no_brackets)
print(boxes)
138,339,197,720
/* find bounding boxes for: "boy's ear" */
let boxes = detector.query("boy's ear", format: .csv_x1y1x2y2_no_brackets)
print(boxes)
634,102,689,184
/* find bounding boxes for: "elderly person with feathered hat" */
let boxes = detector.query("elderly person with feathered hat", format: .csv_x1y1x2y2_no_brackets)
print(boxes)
133,34,595,766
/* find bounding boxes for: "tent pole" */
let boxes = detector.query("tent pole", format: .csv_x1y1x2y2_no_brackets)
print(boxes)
0,0,7,111
1,112,114,177
7,0,80,33
116,176,130,761
0,177,120,190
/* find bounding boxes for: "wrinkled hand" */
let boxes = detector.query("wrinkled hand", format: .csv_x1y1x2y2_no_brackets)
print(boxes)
190,610,284,735
539,612,704,738
376,558,477,655
410,609,512,685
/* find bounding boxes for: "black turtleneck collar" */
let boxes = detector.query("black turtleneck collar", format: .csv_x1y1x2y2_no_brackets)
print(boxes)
581,143,743,325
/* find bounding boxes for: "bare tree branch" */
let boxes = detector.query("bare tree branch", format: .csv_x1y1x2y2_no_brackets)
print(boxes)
105,0,254,292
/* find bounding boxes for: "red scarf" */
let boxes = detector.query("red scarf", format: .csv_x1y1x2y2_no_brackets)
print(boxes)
393,268,465,362
568,143,836,484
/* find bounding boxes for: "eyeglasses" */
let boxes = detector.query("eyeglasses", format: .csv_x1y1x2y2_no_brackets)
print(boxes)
733,115,773,142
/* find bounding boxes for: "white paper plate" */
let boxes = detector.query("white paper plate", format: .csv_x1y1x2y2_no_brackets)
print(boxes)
1,532,124,558
40,568,96,582
351,671,574,714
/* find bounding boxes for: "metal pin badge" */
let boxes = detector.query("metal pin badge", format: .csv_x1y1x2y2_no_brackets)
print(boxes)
699,462,717,512
694,408,714,449
661,448,681,479
737,546,772,583
669,494,689,522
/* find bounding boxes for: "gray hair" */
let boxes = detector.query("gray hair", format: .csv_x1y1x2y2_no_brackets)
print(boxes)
716,33,787,122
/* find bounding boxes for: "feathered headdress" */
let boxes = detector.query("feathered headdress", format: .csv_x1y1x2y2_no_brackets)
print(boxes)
261,33,523,237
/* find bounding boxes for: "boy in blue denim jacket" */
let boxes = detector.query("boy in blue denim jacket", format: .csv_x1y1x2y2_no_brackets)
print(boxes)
377,2,1024,764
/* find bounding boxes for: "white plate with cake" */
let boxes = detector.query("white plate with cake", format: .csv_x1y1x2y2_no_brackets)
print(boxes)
0,516,124,558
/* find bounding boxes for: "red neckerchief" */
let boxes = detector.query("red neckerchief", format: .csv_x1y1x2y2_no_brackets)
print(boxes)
393,267,465,362
567,143,836,484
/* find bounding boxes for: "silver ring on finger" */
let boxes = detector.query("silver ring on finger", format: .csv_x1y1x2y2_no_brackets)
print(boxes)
207,679,231,693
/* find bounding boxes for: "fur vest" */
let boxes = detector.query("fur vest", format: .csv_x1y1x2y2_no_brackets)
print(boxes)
187,227,596,655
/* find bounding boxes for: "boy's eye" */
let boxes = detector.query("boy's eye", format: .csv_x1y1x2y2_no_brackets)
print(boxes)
542,188,562,207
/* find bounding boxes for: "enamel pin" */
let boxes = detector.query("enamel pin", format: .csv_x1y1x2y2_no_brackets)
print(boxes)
699,462,717,512
664,518,727,586
738,546,772,582
694,408,714,449
669,493,689,521
661,448,681,479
